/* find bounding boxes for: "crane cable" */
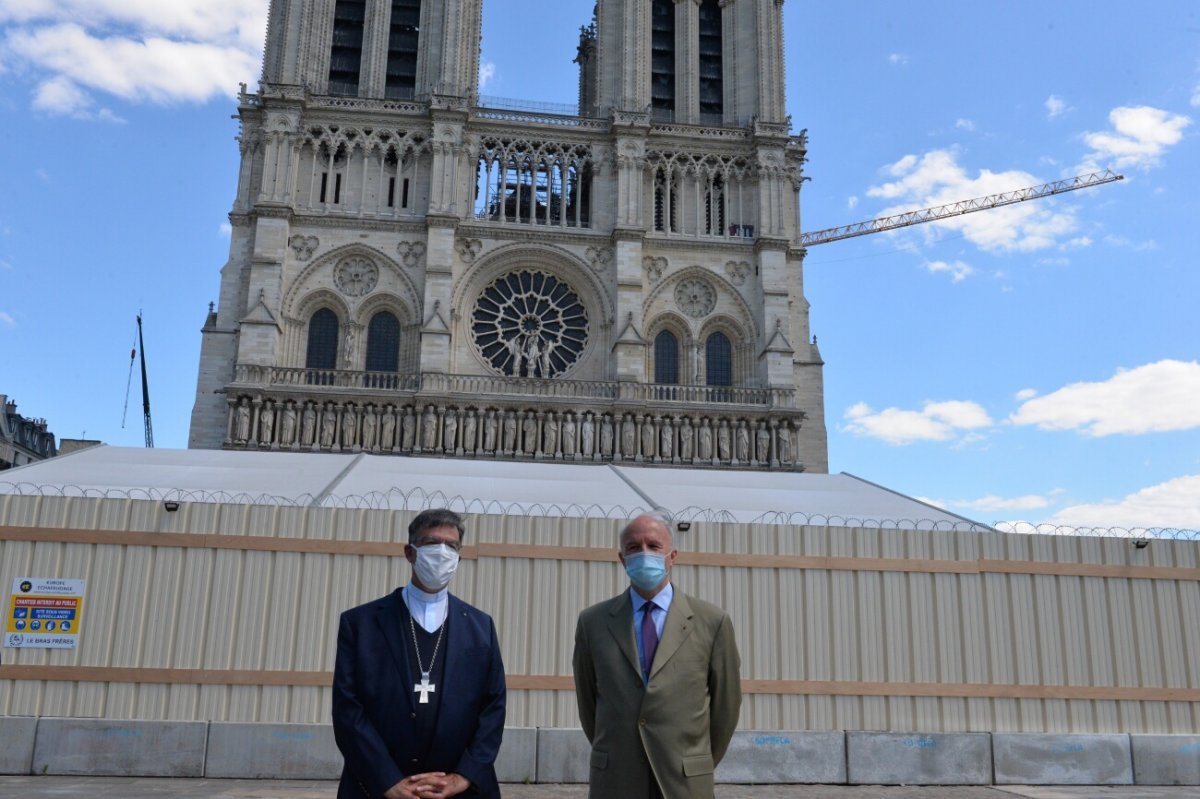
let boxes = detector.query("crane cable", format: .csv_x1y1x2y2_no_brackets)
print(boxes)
120,319,137,429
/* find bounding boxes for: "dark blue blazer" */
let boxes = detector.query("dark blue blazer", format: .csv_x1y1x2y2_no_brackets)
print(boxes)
332,589,506,799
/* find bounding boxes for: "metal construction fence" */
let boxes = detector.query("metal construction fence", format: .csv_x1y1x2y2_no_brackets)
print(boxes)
1,481,1196,539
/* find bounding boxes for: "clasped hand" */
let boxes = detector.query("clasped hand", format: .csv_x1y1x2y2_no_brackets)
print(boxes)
385,771,470,799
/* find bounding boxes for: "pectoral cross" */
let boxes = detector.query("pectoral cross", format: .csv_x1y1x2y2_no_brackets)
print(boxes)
414,672,436,704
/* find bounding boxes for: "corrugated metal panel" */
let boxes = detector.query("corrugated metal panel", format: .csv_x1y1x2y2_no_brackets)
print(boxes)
1,498,1198,731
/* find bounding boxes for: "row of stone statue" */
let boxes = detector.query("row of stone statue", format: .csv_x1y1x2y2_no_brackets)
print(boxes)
228,396,798,467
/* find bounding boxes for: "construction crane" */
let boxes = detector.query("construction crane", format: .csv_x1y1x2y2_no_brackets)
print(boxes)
137,313,154,448
800,169,1123,248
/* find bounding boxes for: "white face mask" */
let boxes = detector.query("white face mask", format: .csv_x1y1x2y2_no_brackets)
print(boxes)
412,543,460,591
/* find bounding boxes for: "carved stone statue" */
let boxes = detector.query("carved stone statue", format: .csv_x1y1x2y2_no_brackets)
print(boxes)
539,341,552,378
234,399,251,443
341,405,358,448
522,411,538,455
777,423,792,464
580,413,595,456
362,407,378,450
380,407,396,450
679,417,693,460
279,402,297,446
640,416,655,459
421,406,438,450
600,414,613,456
735,421,750,463
542,412,558,455
444,409,458,453
503,411,518,453
621,414,636,457
659,418,673,460
259,401,275,446
525,337,541,378
506,335,523,376
462,410,477,453
320,404,337,448
756,421,771,463
562,413,576,457
402,407,416,450
698,419,713,461
483,410,498,452
717,419,731,462
301,403,316,446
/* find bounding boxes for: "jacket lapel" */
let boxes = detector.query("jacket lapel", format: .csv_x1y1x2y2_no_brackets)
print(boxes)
376,588,415,711
648,590,693,682
603,592,641,678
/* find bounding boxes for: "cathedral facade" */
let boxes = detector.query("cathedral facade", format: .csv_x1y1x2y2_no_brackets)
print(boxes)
189,0,827,472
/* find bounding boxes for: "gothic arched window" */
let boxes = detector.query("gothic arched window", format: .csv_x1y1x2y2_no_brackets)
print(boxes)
306,308,340,381
365,311,401,372
651,0,675,119
698,0,724,121
654,330,680,384
386,0,421,99
328,0,366,96
705,331,732,386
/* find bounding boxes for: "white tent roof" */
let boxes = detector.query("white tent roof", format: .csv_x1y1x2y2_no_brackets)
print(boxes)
0,446,989,529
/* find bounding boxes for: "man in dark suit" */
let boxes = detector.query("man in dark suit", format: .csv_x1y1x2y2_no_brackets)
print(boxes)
573,513,742,799
333,508,506,799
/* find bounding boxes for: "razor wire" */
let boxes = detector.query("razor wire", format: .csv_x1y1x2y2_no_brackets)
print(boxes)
2,482,1196,539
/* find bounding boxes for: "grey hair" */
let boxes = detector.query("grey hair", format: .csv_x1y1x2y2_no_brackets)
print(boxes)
407,508,466,544
618,512,672,547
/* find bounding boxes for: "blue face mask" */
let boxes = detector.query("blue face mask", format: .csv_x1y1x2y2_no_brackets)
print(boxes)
624,552,668,592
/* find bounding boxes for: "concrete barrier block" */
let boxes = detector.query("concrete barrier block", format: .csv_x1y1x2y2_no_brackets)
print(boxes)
205,722,341,779
535,728,590,784
993,733,1132,785
32,719,207,777
0,717,37,775
847,732,991,785
716,731,846,784
1131,735,1200,786
496,727,537,784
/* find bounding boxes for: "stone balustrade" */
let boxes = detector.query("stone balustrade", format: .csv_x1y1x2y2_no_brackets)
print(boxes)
223,395,804,471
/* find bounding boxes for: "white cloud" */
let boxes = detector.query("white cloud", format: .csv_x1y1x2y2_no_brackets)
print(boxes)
924,259,974,283
0,310,15,328
0,2,266,115
847,196,858,210
843,399,992,445
218,222,232,238
1193,84,1200,108
1082,106,1191,171
1009,360,1200,436
479,62,496,91
867,149,1079,252
955,118,975,131
1045,95,1066,118
889,53,908,66
1048,475,1200,529
959,493,1054,513
1062,236,1092,249
1015,388,1038,401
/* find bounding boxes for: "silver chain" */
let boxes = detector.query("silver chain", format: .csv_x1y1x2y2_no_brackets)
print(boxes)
409,610,446,676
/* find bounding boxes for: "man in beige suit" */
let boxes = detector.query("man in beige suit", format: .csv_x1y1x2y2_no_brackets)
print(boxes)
573,514,742,799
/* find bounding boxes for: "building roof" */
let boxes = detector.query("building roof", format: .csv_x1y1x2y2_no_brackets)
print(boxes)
0,445,989,529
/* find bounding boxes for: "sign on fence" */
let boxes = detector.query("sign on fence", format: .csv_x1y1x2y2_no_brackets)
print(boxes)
5,578,85,649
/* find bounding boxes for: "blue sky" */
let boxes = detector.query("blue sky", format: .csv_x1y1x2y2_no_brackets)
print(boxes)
0,1,1197,530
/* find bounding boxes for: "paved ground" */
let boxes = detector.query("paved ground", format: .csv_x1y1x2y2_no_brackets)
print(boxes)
0,780,1196,799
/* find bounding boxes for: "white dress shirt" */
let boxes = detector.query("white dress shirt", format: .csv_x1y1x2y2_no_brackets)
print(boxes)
630,581,674,672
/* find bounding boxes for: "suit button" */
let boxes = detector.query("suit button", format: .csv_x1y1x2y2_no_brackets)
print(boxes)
411,758,419,764
639,719,646,726
411,713,417,719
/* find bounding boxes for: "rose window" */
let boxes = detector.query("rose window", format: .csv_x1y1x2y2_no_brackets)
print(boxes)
675,277,716,319
472,270,588,378
334,256,379,297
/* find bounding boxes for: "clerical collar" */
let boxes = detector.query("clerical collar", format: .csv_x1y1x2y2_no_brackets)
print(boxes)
403,583,449,633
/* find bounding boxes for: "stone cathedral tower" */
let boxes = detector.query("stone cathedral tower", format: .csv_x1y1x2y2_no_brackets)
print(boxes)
189,0,828,472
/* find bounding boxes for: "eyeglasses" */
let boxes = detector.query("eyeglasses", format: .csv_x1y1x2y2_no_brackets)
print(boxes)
411,538,462,552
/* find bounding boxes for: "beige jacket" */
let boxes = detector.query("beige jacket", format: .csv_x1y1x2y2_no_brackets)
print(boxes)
573,589,742,799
